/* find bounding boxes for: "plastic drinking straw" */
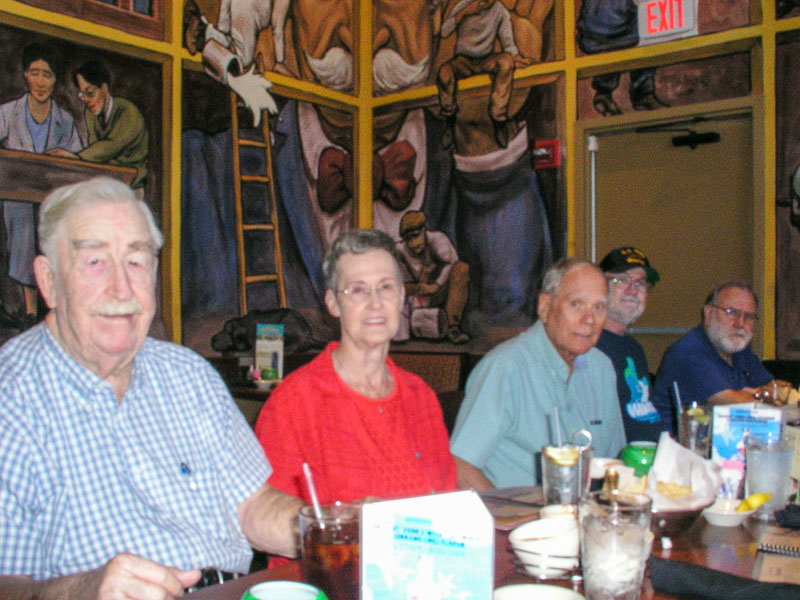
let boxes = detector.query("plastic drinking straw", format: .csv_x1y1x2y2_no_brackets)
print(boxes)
302,462,324,524
672,381,683,418
553,406,563,447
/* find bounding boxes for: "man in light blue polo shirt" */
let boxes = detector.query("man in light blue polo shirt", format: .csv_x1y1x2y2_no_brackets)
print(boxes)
450,257,626,489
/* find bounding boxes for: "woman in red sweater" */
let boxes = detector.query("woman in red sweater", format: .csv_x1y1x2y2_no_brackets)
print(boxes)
254,229,457,508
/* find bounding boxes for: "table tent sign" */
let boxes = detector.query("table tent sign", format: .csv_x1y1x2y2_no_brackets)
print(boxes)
361,490,494,599
711,403,782,498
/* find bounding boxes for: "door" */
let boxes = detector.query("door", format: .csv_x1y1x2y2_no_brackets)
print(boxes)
582,111,755,371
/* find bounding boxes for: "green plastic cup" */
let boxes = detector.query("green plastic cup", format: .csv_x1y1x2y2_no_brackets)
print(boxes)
620,441,657,477
241,581,328,600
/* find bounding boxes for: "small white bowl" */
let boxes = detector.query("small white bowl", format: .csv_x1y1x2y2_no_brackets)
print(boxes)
494,583,584,600
509,517,579,577
702,498,755,527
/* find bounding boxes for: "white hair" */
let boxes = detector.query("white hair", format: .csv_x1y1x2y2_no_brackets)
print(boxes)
38,176,163,264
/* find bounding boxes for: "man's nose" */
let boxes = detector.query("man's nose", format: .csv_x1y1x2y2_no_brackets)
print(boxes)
110,261,134,299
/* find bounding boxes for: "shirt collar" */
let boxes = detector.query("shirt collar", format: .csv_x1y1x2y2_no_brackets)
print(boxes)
40,322,111,401
531,320,590,379
40,321,145,403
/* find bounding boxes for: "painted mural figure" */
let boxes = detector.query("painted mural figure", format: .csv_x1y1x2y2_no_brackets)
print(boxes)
0,42,82,326
179,0,555,340
437,0,554,332
576,0,668,115
182,0,279,125
436,0,531,148
395,211,470,344
48,61,149,195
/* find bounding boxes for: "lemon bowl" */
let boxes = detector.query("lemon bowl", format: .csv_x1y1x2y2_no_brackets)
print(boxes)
702,499,755,527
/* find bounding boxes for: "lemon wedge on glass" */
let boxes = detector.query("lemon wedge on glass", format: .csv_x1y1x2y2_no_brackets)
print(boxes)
545,446,579,467
685,406,711,426
737,492,772,513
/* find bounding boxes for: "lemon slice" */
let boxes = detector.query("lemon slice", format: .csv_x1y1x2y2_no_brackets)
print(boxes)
737,492,772,512
685,406,711,425
545,446,579,467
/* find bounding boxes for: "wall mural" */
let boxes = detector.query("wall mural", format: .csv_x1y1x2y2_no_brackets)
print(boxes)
180,0,563,353
775,30,800,359
0,24,162,337
574,0,750,118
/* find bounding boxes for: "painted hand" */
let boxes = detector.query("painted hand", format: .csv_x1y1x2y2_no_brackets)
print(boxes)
228,65,279,127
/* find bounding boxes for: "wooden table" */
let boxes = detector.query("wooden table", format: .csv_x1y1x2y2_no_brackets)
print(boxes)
186,516,771,599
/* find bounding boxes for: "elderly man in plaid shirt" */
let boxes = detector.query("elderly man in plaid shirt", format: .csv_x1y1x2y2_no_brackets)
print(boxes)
0,177,304,599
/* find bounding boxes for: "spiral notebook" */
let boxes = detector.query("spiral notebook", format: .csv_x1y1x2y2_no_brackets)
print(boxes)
758,526,800,557
753,527,800,584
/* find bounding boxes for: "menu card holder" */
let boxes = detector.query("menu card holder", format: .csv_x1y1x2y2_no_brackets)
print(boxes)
711,403,782,498
360,490,494,599
254,324,284,381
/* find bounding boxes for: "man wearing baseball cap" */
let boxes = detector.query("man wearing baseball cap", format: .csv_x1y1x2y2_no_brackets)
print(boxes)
596,247,666,442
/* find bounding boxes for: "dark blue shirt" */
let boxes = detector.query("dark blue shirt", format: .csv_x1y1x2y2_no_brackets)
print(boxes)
652,325,773,434
596,329,666,443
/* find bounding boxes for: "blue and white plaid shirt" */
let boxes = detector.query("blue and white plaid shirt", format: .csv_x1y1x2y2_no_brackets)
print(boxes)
0,324,270,579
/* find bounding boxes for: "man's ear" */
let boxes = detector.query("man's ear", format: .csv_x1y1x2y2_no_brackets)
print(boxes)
33,255,57,309
702,304,711,325
324,288,341,318
537,292,550,323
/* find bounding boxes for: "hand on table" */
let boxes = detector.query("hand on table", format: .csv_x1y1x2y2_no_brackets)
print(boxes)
89,553,200,600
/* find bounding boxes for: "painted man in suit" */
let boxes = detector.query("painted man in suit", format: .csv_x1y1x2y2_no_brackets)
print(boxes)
48,61,149,196
0,42,82,328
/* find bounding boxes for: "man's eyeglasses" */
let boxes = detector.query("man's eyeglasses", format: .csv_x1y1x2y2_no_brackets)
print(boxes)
709,304,758,324
337,280,401,304
77,86,100,102
608,275,649,292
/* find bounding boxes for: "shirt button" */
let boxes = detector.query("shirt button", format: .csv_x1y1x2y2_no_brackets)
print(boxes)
415,452,421,459
189,481,198,491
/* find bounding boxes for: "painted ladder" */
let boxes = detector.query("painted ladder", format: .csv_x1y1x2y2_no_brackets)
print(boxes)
229,90,287,314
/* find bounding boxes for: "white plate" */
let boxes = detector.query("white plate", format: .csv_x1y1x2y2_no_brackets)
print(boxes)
494,583,584,600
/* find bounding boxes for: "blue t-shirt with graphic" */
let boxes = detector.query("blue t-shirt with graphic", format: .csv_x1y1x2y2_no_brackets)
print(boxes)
596,329,666,443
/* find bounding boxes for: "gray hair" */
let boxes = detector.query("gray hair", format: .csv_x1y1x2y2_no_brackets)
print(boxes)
38,177,163,262
705,281,759,310
322,228,402,292
540,257,597,296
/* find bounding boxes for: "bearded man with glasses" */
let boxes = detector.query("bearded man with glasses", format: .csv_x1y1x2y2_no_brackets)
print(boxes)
653,281,781,434
596,247,666,443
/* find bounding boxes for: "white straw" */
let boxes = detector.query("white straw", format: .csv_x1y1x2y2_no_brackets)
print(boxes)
553,406,563,447
302,462,324,523
672,381,683,417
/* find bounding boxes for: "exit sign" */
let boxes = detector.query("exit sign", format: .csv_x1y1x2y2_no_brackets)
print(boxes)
637,0,696,42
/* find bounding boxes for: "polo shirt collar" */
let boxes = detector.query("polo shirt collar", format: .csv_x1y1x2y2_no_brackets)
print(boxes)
532,320,589,380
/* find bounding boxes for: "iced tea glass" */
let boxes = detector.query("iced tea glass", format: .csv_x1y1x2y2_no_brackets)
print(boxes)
299,502,360,600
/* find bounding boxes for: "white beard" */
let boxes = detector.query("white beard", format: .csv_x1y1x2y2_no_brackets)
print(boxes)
707,319,751,354
607,295,644,327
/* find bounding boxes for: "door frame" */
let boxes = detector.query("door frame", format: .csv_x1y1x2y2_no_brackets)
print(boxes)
573,96,771,356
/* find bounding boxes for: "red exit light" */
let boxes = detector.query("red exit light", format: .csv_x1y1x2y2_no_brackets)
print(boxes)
639,0,694,39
